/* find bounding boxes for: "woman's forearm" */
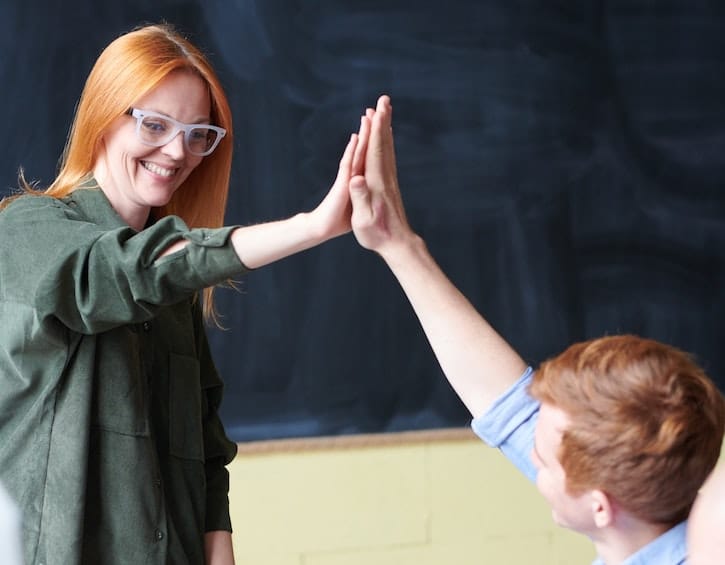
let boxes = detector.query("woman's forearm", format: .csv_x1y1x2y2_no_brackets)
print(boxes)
230,212,329,270
205,530,235,565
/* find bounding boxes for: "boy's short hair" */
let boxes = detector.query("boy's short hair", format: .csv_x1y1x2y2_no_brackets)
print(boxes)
530,335,725,525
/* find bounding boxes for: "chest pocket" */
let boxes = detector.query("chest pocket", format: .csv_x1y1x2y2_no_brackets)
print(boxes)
91,326,150,436
168,352,204,461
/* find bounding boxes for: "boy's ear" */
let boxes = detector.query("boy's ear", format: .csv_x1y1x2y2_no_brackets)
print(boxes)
591,489,614,529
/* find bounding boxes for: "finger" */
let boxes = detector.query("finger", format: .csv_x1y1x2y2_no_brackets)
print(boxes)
377,95,392,139
351,115,371,176
366,97,392,189
376,95,399,181
336,133,358,183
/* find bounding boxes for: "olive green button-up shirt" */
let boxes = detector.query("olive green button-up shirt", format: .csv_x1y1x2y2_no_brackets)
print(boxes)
0,187,245,564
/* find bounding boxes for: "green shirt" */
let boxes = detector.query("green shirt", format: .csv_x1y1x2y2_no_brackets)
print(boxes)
0,186,245,564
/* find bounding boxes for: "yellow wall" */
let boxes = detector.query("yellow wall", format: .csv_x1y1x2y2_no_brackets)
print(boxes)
228,428,595,564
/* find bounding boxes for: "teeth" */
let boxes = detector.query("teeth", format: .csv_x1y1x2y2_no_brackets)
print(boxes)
142,161,176,177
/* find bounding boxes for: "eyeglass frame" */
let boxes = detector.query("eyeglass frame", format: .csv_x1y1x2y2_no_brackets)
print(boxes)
126,108,227,157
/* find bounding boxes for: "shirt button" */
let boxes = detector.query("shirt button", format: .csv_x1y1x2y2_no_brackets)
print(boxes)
142,321,152,332
155,529,164,541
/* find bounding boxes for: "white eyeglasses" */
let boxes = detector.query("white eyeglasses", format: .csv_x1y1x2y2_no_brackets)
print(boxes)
127,108,227,156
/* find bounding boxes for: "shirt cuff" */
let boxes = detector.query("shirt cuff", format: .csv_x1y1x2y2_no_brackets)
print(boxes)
183,226,248,286
471,367,535,446
470,367,539,483
205,460,233,533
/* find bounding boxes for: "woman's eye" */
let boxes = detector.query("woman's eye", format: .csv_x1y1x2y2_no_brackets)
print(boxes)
142,119,168,133
190,129,209,141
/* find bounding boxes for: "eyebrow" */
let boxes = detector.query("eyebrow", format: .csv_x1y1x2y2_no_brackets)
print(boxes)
142,108,211,124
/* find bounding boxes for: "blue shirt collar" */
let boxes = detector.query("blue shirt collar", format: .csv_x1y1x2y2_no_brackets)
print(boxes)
591,521,687,565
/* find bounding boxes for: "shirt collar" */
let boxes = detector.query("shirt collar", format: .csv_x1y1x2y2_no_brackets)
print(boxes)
591,521,688,565
64,178,132,231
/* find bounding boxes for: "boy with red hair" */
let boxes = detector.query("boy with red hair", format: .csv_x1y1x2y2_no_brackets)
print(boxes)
349,95,725,564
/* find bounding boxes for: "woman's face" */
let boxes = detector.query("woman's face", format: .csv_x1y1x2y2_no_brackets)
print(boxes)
93,70,210,229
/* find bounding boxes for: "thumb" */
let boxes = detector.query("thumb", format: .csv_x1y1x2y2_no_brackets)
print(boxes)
349,175,370,206
349,174,375,227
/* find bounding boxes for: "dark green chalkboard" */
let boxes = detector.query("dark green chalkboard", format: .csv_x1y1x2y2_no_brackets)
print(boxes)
2,1,724,441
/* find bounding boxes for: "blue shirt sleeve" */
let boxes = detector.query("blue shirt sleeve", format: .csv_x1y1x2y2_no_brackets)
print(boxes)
470,367,540,483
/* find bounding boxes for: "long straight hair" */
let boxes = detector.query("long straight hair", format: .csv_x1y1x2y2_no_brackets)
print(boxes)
8,24,234,322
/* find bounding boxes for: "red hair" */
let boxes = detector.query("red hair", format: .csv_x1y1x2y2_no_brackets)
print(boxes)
530,335,725,526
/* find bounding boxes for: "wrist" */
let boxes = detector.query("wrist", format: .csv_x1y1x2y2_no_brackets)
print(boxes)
294,210,331,247
379,231,427,271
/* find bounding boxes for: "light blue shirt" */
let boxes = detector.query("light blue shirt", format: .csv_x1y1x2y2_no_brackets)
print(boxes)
470,368,688,565
591,521,687,565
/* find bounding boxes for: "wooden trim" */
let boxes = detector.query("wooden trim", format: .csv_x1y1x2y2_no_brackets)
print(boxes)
235,427,478,455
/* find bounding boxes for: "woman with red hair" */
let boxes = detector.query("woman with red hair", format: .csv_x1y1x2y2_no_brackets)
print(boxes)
0,24,370,564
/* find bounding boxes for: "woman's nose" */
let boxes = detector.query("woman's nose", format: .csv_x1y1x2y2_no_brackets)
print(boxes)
161,131,186,159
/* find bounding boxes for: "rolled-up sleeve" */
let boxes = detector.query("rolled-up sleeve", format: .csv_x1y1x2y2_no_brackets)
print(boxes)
0,194,246,334
470,367,539,483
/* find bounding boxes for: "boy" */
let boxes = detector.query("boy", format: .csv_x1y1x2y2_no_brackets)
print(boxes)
349,95,725,564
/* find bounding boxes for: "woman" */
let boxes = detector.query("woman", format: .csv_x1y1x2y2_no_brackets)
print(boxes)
0,24,369,564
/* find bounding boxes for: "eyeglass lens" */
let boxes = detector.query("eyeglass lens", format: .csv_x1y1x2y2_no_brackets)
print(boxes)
138,114,220,155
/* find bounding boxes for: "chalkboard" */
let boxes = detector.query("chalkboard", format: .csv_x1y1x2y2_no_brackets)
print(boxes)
2,1,724,442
